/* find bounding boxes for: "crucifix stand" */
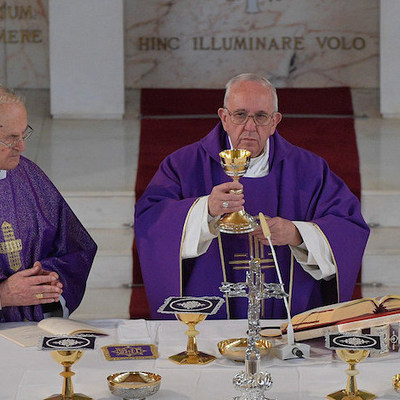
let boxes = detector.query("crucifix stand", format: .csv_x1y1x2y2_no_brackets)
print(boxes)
220,258,288,400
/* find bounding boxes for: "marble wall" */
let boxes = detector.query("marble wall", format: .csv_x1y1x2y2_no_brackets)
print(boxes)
0,0,49,88
0,0,379,89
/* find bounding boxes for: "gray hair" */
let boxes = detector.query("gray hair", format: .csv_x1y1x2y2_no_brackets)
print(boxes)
224,73,278,111
0,86,25,105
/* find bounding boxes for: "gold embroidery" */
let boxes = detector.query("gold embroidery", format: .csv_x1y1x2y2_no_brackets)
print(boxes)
229,236,274,271
0,221,22,271
222,235,275,318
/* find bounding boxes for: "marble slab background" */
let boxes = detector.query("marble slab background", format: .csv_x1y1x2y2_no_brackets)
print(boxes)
0,0,379,89
0,0,49,88
125,0,379,88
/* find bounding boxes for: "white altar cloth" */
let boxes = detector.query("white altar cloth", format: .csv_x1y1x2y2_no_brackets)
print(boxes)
0,318,399,400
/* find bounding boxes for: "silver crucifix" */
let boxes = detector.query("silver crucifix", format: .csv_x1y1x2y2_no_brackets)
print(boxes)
220,257,288,400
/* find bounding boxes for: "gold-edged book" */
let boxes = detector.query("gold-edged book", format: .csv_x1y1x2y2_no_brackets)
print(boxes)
271,295,400,341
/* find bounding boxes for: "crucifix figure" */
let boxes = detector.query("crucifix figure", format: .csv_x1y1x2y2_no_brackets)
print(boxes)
220,257,288,400
0,221,22,271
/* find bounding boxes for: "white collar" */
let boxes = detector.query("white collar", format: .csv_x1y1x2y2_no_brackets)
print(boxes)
226,138,270,178
0,170,6,180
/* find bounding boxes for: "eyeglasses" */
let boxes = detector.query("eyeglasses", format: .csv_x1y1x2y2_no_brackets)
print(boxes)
0,125,34,149
225,108,275,126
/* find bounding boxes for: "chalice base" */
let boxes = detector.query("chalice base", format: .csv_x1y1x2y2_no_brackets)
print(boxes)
326,389,376,400
216,211,258,234
168,350,216,365
44,393,93,400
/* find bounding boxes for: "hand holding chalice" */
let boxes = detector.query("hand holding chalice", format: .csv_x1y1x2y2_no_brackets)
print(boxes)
215,149,258,234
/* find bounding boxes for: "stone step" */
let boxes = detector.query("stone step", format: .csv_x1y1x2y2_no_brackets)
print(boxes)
70,287,132,320
362,190,400,227
86,227,133,288
62,191,135,229
61,192,135,288
362,226,400,287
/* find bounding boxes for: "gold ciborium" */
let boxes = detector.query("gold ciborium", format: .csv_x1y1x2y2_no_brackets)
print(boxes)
327,349,375,400
216,149,258,234
169,313,215,365
44,350,92,400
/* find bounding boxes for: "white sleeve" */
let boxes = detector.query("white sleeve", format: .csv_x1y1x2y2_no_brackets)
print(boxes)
181,196,218,259
289,221,336,280
42,295,70,318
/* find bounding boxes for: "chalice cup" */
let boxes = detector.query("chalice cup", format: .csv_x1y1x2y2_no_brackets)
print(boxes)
44,350,92,400
169,313,216,365
215,149,258,234
327,348,375,400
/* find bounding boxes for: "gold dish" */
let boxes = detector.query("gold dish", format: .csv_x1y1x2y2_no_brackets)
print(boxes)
107,371,161,400
217,338,271,362
393,374,400,392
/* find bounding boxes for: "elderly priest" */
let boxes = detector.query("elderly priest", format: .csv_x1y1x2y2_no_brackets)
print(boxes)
0,87,97,322
135,73,370,320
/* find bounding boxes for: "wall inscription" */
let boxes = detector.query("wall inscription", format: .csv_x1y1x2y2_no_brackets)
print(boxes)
125,0,379,88
0,3,43,43
136,36,367,52
0,0,48,88
0,0,379,89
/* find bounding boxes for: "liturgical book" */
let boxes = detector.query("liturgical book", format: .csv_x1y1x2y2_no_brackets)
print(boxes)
274,295,400,341
0,317,107,347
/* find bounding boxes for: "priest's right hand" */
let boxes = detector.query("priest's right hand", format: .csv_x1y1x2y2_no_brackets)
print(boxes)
0,262,63,307
208,181,244,217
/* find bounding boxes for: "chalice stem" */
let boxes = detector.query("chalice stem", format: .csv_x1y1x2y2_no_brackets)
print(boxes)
61,367,75,398
186,324,199,356
345,364,359,396
230,176,242,194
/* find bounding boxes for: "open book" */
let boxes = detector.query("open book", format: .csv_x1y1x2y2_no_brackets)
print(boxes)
0,317,107,347
274,295,400,341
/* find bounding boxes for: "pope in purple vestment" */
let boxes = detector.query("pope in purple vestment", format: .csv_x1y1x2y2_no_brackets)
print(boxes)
134,74,369,320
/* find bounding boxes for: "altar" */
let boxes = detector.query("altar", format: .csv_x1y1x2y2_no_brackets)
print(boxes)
2,318,400,400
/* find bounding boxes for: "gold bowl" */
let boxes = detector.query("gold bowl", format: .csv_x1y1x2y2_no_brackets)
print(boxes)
393,373,400,391
107,371,161,400
217,338,271,362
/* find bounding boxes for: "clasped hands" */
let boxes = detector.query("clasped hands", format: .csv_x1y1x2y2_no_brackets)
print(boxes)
0,261,63,307
208,181,302,246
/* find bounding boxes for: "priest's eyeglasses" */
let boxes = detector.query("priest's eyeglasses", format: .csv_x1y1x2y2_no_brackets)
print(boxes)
225,108,275,126
0,125,34,149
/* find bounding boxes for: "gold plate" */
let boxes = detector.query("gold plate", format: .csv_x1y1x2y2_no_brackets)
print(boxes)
217,338,271,362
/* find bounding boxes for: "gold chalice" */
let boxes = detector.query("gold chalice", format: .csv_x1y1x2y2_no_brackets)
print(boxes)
216,149,258,234
393,373,400,391
169,313,215,365
327,349,375,400
44,350,92,400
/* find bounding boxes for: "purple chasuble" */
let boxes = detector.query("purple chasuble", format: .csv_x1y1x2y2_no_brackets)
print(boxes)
135,123,369,320
0,156,97,322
